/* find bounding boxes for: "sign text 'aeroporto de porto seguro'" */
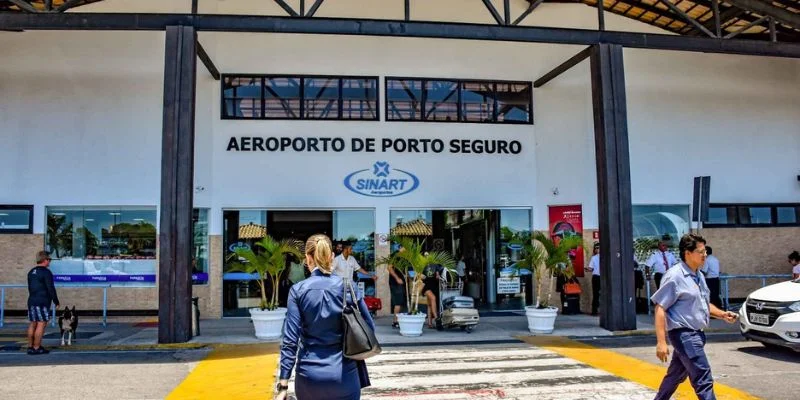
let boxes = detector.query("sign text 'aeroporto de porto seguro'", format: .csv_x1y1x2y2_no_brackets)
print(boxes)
344,161,419,197
226,136,523,154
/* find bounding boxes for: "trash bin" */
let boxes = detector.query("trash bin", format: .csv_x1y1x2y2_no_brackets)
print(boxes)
191,297,200,337
562,294,581,315
522,274,534,306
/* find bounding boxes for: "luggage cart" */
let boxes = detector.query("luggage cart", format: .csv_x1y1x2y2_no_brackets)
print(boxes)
436,270,479,333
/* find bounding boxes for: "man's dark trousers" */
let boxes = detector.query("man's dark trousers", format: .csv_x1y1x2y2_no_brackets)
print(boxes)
591,275,600,315
654,329,716,400
706,278,722,309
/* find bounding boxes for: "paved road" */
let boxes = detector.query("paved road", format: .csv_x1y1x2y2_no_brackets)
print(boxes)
0,349,209,400
576,333,800,400
287,343,656,400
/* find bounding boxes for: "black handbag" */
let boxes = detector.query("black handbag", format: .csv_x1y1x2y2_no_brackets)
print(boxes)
342,280,382,360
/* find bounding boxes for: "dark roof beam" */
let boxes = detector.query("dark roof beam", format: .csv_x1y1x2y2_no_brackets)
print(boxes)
55,0,87,13
724,0,800,30
7,0,39,13
306,0,325,18
534,45,592,88
513,0,545,25
273,0,299,17
44,0,52,11
724,13,769,38
658,0,718,37
481,0,505,25
196,40,220,81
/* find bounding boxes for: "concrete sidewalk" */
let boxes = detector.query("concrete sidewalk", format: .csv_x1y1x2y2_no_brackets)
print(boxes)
0,312,739,350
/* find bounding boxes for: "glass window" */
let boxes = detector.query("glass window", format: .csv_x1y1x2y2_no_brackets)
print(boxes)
632,205,690,262
264,77,301,119
193,208,209,284
0,205,33,234
498,209,532,267
496,82,532,123
222,76,262,118
303,77,340,119
461,81,495,123
46,207,157,286
738,206,771,225
707,206,736,225
423,80,459,121
777,206,799,224
389,210,432,241
341,78,378,120
386,79,423,121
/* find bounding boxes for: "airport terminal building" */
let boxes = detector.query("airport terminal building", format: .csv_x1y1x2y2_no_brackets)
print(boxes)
1,0,798,340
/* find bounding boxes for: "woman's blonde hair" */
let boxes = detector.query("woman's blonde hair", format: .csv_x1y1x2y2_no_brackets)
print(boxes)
306,233,333,274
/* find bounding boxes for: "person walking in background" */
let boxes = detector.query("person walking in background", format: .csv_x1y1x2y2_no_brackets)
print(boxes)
701,246,722,308
27,250,59,355
276,234,375,400
789,251,800,279
333,242,377,282
388,246,407,329
647,239,678,289
586,242,601,316
651,234,738,400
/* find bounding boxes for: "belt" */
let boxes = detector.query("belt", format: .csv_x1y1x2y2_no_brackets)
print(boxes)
670,327,704,333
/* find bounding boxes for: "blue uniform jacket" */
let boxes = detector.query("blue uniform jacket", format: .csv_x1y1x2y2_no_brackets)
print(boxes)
279,269,375,387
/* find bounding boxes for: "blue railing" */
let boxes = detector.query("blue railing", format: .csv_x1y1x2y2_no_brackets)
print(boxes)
0,284,110,328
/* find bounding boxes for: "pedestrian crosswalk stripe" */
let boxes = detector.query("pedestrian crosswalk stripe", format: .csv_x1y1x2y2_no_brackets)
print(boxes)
285,345,656,399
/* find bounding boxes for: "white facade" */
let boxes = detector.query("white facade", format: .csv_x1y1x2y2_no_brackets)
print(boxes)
1,0,799,237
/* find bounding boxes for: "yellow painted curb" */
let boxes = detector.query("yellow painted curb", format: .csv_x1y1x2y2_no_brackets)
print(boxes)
518,336,760,400
167,343,280,400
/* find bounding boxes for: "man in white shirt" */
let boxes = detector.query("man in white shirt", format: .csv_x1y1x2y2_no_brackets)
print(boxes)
701,246,722,308
455,255,466,282
646,240,678,290
585,242,601,316
332,243,377,281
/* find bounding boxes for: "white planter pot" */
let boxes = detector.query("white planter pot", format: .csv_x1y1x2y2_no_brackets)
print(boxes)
526,306,559,334
397,313,426,337
249,307,287,340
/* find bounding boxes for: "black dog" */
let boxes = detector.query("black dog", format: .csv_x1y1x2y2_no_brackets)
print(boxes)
58,306,79,346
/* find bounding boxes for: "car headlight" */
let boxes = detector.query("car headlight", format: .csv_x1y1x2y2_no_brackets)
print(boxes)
790,302,800,312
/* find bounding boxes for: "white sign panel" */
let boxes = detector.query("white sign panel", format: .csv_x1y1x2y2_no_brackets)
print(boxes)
497,277,521,294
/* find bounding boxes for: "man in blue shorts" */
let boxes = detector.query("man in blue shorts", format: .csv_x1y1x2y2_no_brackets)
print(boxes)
27,251,60,355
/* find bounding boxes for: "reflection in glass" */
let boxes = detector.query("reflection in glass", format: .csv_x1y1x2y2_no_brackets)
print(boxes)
45,207,158,285
193,209,209,278
739,206,771,225
424,80,459,121
632,205,690,240
496,83,531,123
333,210,375,277
303,78,340,119
708,206,736,225
342,78,377,120
777,206,799,224
499,209,532,265
386,79,423,120
0,206,32,232
223,76,262,118
265,77,301,119
461,82,495,122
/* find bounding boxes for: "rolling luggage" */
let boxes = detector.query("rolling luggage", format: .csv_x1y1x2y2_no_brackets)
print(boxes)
443,295,474,309
440,307,479,332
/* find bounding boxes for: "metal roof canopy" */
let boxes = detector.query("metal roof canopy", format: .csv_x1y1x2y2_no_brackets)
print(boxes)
2,12,800,58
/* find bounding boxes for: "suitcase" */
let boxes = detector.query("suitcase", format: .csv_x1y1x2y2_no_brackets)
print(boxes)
441,307,479,326
363,296,382,314
443,295,474,309
562,294,581,315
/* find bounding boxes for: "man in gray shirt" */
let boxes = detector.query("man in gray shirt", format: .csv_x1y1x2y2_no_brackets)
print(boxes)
651,234,737,400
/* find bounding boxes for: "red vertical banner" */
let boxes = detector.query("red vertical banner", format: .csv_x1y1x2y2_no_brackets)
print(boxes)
548,205,585,277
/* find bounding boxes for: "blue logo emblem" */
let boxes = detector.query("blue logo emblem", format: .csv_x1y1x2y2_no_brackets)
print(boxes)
344,162,420,197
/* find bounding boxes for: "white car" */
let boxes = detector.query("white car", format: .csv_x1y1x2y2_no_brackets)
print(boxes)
739,278,800,352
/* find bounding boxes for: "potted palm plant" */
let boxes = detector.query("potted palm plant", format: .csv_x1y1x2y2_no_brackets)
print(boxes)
516,232,582,334
379,237,455,337
228,235,303,339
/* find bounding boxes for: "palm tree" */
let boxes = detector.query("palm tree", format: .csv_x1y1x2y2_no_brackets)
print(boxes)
228,235,303,311
514,232,583,308
379,237,456,315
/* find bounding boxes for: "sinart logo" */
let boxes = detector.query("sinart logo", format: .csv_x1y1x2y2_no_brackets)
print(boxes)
344,161,420,197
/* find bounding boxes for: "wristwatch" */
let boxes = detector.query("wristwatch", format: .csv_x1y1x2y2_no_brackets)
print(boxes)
275,382,289,392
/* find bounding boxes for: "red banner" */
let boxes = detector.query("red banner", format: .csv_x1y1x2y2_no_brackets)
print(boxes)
548,205,585,277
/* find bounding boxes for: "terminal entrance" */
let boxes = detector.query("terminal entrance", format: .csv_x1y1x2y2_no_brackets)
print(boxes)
389,209,532,310
221,209,375,317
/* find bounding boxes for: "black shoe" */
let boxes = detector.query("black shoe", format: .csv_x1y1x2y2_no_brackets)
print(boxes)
26,347,35,355
391,322,399,329
33,347,50,355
